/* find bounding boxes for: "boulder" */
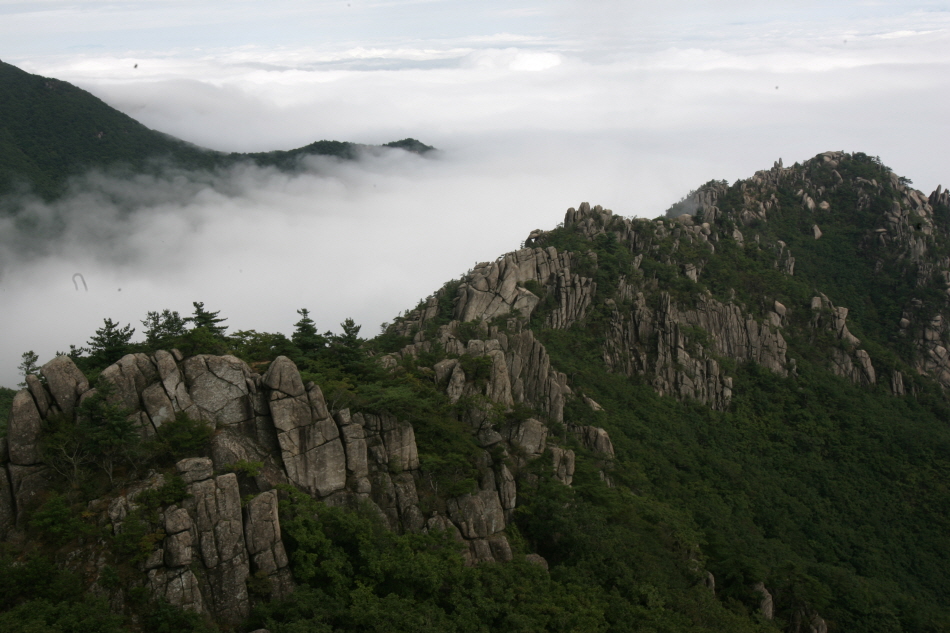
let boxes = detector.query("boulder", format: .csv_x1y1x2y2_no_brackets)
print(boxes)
153,350,194,414
244,490,293,597
262,356,305,397
391,473,424,532
25,375,53,418
508,418,547,457
447,489,506,539
7,390,44,465
164,506,193,534
164,529,194,568
40,355,89,417
753,582,774,620
525,553,549,570
176,457,214,484
184,474,250,623
489,534,513,562
183,356,254,426
550,447,575,485
266,360,346,498
7,464,52,527
496,464,517,511
142,382,176,430
147,567,205,613
571,425,615,457
381,416,419,472
337,415,369,480
99,353,158,411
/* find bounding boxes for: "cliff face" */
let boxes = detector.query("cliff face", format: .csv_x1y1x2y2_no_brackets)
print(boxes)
657,151,950,393
2,330,615,624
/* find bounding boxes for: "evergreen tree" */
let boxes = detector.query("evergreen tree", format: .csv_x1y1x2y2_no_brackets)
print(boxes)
78,380,139,485
141,309,187,349
16,350,39,387
292,308,327,356
86,318,135,366
328,318,364,372
186,302,228,337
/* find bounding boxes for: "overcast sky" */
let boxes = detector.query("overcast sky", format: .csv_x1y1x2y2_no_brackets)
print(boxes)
1,0,949,387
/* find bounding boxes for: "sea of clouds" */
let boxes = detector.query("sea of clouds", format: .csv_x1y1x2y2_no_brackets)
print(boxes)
1,1,949,386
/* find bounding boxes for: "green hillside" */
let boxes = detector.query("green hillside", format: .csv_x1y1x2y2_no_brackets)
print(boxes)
0,61,433,201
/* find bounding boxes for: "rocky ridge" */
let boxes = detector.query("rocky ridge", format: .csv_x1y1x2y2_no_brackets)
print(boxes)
661,151,950,392
2,326,617,623
3,150,948,632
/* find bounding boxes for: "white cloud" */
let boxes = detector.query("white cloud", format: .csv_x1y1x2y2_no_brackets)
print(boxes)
462,48,562,71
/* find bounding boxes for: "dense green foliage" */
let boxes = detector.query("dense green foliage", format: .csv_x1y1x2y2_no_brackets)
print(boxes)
252,488,773,633
0,553,214,633
0,556,124,633
524,162,950,631
705,153,933,350
540,325,950,632
0,60,220,200
0,386,14,434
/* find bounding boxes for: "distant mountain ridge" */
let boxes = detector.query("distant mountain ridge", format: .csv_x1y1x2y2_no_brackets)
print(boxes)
0,60,432,201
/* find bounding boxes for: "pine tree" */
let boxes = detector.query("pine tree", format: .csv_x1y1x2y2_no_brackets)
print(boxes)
16,350,39,387
329,318,364,372
141,309,187,349
87,318,135,366
292,308,327,356
78,380,138,484
186,302,228,337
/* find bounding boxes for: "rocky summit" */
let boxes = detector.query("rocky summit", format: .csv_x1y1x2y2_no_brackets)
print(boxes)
3,150,950,633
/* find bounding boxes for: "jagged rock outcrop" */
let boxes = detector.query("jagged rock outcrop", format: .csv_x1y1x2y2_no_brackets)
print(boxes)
810,294,876,385
550,447,575,485
350,410,425,532
183,355,259,428
394,245,596,338
184,472,250,622
508,418,547,457
244,490,294,598
571,425,615,456
904,311,950,390
134,460,292,625
41,355,89,417
1,346,544,614
7,390,44,466
453,247,596,329
790,608,829,633
752,582,774,620
7,149,949,628
602,289,786,409
390,321,571,425
264,357,346,498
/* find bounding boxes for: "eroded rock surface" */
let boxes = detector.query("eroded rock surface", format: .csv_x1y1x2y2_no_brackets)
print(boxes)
265,358,346,498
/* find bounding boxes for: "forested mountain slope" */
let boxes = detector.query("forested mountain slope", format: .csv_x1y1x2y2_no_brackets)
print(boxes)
1,151,949,633
0,60,432,202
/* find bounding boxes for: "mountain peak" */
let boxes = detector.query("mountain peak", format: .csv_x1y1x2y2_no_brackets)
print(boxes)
0,61,434,201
